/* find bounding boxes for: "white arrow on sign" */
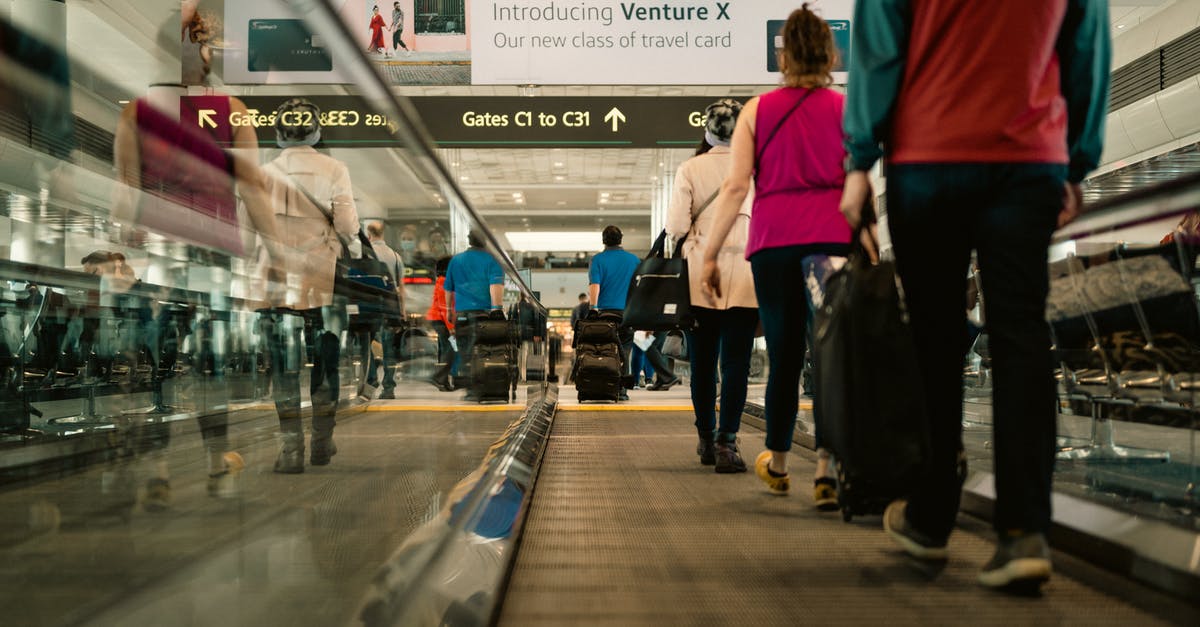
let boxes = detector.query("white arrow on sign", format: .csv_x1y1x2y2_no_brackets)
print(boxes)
603,107,626,132
198,109,218,129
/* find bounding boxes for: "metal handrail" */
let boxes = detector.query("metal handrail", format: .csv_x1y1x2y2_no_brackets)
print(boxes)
1054,171,1200,245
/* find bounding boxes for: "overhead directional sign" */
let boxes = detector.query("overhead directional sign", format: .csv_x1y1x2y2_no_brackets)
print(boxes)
196,96,747,149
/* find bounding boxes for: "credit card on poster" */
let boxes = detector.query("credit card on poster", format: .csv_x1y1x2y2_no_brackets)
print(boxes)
247,19,332,72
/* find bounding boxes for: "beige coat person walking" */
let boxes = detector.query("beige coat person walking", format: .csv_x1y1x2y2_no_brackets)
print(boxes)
261,145,359,310
666,144,757,310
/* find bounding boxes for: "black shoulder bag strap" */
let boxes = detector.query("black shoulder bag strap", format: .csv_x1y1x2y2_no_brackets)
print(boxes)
754,88,816,167
670,187,721,258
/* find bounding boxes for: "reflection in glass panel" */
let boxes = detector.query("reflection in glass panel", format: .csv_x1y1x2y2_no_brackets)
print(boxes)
0,1,547,624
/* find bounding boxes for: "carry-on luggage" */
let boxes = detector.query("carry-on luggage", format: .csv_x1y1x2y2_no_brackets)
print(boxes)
814,208,929,522
471,311,516,403
573,311,623,402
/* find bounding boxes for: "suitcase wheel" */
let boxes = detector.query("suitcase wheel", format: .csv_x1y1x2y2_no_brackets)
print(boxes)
841,509,853,523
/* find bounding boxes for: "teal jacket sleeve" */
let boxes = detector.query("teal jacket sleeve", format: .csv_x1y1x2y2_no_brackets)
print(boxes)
1057,0,1112,183
843,0,910,172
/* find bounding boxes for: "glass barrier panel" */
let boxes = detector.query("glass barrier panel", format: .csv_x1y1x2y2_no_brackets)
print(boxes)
0,1,546,624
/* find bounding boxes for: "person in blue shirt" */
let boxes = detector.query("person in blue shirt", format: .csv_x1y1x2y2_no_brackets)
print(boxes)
588,225,641,399
444,231,504,394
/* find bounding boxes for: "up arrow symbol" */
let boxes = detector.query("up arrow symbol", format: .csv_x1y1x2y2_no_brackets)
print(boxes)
198,109,218,129
603,107,626,132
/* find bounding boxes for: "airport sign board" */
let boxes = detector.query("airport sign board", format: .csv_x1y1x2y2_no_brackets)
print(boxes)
186,95,749,148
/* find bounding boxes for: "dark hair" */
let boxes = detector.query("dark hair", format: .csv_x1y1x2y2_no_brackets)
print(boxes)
467,231,485,248
81,251,113,266
602,225,622,247
694,137,713,155
435,256,452,276
777,4,837,88
578,292,587,300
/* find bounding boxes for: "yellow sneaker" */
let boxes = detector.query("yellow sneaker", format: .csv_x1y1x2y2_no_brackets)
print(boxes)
754,450,789,495
813,477,838,511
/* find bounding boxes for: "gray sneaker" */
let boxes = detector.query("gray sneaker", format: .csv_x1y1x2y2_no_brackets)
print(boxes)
883,500,948,560
978,532,1051,591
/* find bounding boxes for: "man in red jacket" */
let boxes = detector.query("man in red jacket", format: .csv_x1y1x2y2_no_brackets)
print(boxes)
841,0,1110,591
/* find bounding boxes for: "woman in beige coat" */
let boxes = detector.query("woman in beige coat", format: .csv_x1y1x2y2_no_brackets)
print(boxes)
666,99,758,474
259,98,360,473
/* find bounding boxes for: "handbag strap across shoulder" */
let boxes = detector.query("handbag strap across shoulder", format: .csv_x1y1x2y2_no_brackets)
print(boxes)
754,88,816,167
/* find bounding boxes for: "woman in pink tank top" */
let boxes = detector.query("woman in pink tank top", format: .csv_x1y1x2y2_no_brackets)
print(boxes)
700,5,851,507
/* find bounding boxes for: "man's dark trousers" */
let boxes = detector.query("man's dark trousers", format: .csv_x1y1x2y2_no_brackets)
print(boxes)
887,163,1063,540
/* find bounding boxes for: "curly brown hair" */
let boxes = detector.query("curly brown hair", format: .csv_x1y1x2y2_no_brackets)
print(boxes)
777,4,837,88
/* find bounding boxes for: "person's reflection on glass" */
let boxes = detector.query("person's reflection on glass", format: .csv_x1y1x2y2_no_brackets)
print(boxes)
259,97,359,474
426,226,450,261
398,224,420,267
110,75,278,509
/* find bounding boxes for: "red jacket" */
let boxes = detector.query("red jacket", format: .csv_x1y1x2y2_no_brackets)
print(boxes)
426,276,454,331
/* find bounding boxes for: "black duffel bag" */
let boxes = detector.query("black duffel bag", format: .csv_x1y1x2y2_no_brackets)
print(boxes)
814,205,929,521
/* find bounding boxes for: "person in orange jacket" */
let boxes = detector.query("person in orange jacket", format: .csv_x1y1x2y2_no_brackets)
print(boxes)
426,256,457,390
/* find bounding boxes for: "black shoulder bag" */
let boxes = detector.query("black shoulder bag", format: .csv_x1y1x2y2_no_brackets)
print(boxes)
286,178,402,326
623,189,719,332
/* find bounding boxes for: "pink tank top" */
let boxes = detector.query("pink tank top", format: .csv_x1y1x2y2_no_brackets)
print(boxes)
746,87,851,258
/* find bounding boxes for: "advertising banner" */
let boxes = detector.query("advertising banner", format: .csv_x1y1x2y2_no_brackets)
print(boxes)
223,0,360,84
221,1,851,86
472,0,854,85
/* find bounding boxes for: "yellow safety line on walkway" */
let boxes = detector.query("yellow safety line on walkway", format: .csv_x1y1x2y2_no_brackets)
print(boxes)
558,404,695,412
364,404,521,412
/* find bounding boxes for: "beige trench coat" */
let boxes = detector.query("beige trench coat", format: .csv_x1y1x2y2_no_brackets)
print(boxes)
259,146,360,310
665,146,758,310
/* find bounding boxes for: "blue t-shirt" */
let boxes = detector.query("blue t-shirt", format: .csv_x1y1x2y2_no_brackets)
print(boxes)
588,247,640,310
444,248,504,312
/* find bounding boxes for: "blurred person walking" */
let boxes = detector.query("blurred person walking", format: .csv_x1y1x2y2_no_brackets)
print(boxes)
259,98,360,473
427,256,457,391
701,6,851,503
841,0,1110,590
363,221,405,400
668,98,758,473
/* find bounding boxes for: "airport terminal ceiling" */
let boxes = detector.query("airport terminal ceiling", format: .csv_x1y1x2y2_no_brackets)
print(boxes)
42,0,1200,256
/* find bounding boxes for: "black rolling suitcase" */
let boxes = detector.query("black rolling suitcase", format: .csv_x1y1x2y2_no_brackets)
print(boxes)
814,220,929,522
471,312,515,402
573,312,622,402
